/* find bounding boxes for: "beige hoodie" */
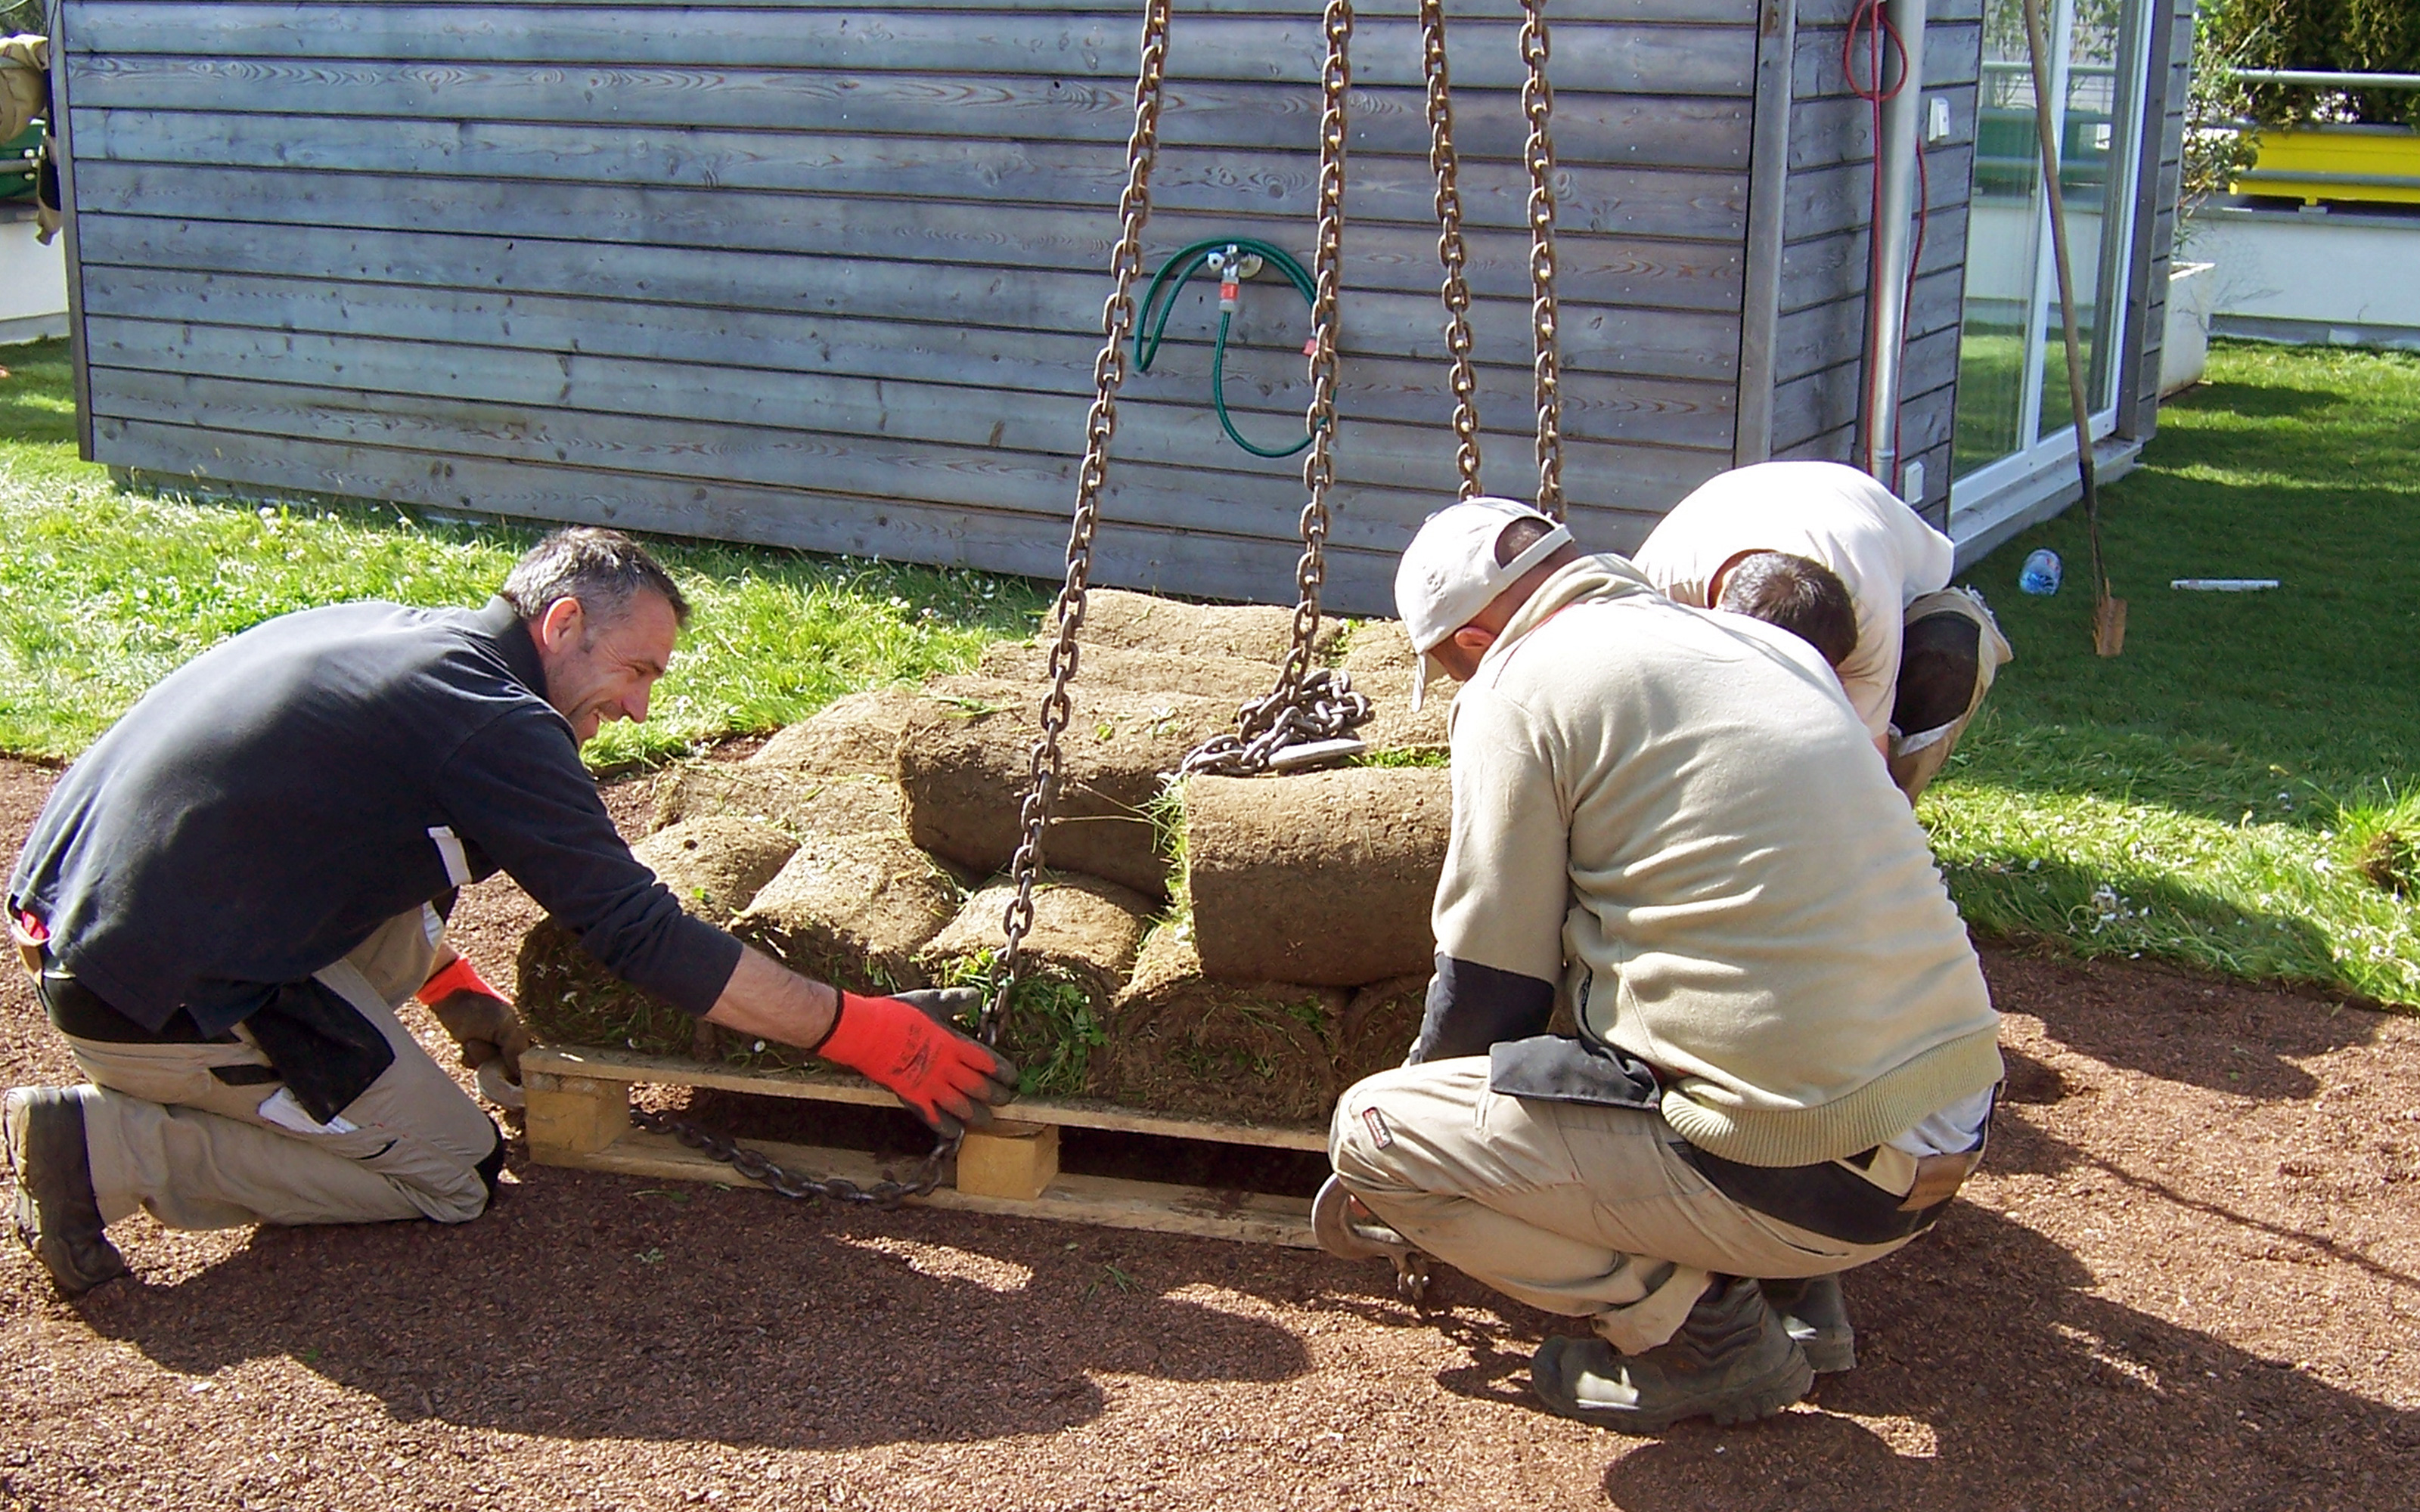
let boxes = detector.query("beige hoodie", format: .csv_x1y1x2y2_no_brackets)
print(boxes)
1434,555,2000,1167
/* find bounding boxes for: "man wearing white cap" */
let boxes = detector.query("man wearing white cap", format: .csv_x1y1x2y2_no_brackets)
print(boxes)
1630,460,2010,800
1325,497,2002,1433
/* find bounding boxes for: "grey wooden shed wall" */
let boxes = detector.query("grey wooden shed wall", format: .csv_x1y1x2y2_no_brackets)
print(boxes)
1766,0,1981,532
48,0,2178,612
2114,0,2192,446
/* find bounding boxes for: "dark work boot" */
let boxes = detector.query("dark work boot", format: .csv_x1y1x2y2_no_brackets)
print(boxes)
1531,1276,1813,1433
1761,1273,1857,1373
4,1086,129,1298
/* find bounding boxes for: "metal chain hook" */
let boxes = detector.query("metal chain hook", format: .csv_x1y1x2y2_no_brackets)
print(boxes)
1519,0,1566,521
614,3,1176,1210
1421,0,1483,502
989,0,1171,1039
1175,0,1370,784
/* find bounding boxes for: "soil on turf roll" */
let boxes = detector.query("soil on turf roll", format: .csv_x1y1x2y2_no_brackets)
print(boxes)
897,679,1227,899
748,686,932,774
914,871,1159,1098
1336,621,1454,756
514,820,796,1058
1336,972,1429,1086
1339,620,1420,679
1347,667,1450,758
731,830,963,996
515,919,702,1060
1182,767,1450,987
975,638,1279,708
1076,588,1342,665
650,766,905,838
1094,924,1347,1126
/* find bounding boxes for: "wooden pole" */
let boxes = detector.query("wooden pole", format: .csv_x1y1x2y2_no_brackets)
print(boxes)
2022,0,2125,655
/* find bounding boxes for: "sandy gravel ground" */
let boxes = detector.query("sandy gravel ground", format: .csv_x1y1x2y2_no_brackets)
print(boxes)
3,757,2415,1510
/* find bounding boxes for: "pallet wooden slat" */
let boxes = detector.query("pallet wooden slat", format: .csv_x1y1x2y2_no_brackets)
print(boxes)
520,1046,1322,1247
527,1045,1333,1150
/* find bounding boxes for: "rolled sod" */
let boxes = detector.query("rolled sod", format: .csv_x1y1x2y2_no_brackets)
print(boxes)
650,767,905,839
897,680,1229,898
1338,621,1454,757
749,685,932,774
914,871,1159,1098
635,816,800,921
1181,767,1450,987
1075,588,1342,665
731,830,964,995
975,637,1280,708
1347,667,1450,758
1336,973,1428,1087
516,819,798,1059
1094,924,1348,1126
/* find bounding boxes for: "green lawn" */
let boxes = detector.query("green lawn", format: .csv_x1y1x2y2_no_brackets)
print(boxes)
2,333,2413,1006
1928,339,2420,1005
0,339,1046,768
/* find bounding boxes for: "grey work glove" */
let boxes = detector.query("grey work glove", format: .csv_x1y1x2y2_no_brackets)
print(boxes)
426,990,533,1084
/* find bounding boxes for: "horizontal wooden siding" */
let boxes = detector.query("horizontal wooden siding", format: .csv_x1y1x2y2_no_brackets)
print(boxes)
61,0,1766,612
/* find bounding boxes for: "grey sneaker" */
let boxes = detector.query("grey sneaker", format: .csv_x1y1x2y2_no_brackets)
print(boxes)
1531,1276,1813,1433
4,1086,129,1297
1762,1273,1857,1372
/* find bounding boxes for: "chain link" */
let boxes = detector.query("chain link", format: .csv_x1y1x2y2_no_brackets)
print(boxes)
1421,0,1482,502
1177,0,1370,782
988,0,1171,1037
1519,0,1565,521
618,0,1175,1207
630,1108,948,1207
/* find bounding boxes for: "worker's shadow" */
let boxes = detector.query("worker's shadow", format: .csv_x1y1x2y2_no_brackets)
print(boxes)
74,1166,1311,1451
1392,1090,2420,1507
1981,931,2378,1101
1590,1201,2420,1508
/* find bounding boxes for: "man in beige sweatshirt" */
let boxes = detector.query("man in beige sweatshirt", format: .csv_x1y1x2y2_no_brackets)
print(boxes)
1326,497,2002,1433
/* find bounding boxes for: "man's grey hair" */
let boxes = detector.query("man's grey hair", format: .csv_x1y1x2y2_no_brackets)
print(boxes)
499,527,690,630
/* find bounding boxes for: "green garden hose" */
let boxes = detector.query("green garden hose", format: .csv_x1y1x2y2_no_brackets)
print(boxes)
1134,236,1322,460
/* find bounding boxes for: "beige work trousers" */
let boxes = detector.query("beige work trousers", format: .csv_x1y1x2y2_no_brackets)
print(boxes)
65,909,498,1232
1888,587,2014,803
1330,1059,1915,1354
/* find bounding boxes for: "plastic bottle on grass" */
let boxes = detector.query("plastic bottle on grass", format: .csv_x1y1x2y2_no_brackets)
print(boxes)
2018,549,2062,596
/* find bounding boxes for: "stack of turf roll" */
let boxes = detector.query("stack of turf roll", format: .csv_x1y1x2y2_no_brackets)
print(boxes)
513,590,1463,1129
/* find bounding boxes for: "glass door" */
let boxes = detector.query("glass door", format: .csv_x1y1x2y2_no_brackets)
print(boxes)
1952,0,2152,507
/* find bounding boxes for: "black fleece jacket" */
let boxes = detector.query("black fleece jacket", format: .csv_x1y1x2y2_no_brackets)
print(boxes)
9,597,742,1036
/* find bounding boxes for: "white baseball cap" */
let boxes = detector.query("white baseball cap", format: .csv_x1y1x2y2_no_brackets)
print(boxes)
1393,497,1573,709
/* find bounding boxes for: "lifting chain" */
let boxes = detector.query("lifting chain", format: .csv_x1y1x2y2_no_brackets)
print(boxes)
1421,0,1483,502
989,0,1171,1033
1177,0,1374,781
631,1107,944,1207
1519,0,1566,521
619,0,1177,1206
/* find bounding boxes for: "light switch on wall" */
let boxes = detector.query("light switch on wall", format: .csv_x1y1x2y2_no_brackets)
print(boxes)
1927,95,1953,144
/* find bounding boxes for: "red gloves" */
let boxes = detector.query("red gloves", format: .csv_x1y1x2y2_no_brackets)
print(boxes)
815,990,1020,1137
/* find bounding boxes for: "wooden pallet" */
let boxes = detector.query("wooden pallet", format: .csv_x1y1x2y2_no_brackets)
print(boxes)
521,1045,1325,1247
